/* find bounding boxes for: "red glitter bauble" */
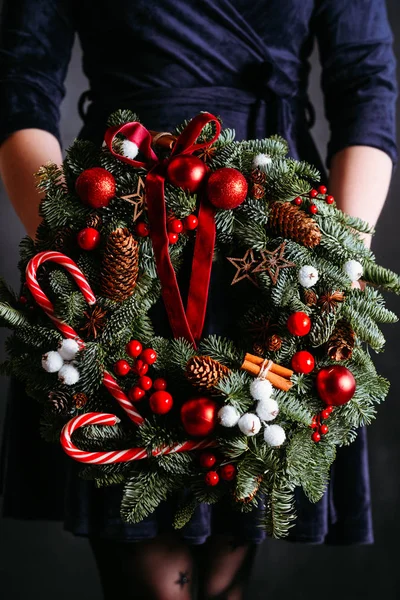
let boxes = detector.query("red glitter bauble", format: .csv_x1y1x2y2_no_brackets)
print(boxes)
181,397,218,437
291,350,315,374
220,464,237,481
206,168,248,210
199,451,217,469
315,366,356,406
77,227,101,251
149,390,173,414
75,167,116,208
167,155,208,193
287,312,311,336
205,471,220,486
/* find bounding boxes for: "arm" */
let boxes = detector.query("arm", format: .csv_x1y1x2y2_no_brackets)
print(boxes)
0,0,75,238
313,0,397,245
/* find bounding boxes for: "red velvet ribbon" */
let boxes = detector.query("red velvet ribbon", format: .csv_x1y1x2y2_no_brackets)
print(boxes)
104,113,221,348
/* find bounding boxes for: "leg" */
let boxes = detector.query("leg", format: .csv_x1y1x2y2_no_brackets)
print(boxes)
196,535,258,600
89,532,195,600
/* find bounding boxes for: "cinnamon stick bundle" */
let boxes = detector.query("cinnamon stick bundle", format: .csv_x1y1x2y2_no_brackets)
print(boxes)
240,354,293,392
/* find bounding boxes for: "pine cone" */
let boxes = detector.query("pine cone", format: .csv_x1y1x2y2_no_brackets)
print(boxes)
73,392,88,409
48,391,72,415
86,212,102,228
266,334,282,352
53,226,73,252
251,183,265,199
186,355,231,390
326,320,355,361
101,227,139,302
250,168,267,184
303,289,318,307
268,202,321,248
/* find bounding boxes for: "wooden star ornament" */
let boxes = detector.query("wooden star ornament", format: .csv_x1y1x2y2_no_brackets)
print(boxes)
253,242,296,285
120,176,146,223
227,249,258,286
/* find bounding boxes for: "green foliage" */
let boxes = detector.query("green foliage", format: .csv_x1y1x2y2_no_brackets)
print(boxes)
173,494,198,529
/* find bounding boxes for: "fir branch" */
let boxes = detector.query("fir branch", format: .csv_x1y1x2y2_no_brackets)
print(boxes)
173,494,198,529
198,335,242,367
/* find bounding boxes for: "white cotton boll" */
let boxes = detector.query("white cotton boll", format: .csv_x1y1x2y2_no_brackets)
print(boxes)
58,364,80,386
298,265,319,288
58,338,80,361
42,350,64,373
218,405,241,427
252,153,272,169
250,378,273,402
264,424,286,447
343,259,363,282
238,413,261,436
122,139,139,160
256,397,279,422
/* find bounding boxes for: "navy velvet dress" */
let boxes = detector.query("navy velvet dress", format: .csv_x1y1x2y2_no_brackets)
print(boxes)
0,0,397,545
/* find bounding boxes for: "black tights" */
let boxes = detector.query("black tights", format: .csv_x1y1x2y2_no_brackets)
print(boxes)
89,532,257,600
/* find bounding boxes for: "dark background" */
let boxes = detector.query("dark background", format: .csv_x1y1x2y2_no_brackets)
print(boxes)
0,2,399,598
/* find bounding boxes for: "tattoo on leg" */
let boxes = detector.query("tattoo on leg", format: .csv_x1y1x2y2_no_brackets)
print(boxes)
175,571,191,588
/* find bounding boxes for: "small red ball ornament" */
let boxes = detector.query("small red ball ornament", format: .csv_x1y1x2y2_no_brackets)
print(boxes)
318,185,327,195
168,232,179,245
287,312,311,336
309,189,318,198
168,219,183,234
199,451,217,469
220,464,237,481
309,203,318,215
133,359,149,376
321,408,331,420
326,405,334,414
326,195,335,205
205,471,220,486
320,424,329,435
312,431,321,443
149,390,173,414
291,350,315,374
316,366,356,406
206,168,248,210
126,340,143,358
184,214,198,230
128,386,146,402
167,155,208,193
77,227,101,251
135,222,150,237
75,167,116,208
293,196,302,206
137,375,153,391
114,359,131,376
140,348,157,365
181,397,218,437
310,416,318,429
153,378,168,391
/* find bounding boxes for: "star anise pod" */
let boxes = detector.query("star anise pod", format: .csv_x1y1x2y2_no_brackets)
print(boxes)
317,291,345,313
195,145,217,163
80,305,108,339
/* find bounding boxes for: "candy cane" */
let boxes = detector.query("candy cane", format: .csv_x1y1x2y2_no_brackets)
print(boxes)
61,412,217,464
25,251,144,426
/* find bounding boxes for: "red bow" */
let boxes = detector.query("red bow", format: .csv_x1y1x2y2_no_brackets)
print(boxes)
104,113,221,348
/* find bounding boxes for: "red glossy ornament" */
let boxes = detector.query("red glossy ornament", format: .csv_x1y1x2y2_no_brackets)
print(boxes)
77,227,101,251
320,424,329,435
135,222,150,237
126,339,143,358
205,471,220,486
287,312,311,336
309,203,318,215
321,408,331,420
315,366,356,406
75,167,116,208
309,189,318,198
128,386,146,402
114,359,131,377
318,185,327,195
199,451,217,469
149,390,173,414
184,214,198,230
312,431,321,443
180,397,218,437
137,375,153,391
220,464,237,481
293,196,302,206
326,195,335,205
167,155,208,193
291,350,315,374
140,348,157,365
206,168,248,210
168,219,183,234
168,232,179,244
133,359,149,376
153,377,168,391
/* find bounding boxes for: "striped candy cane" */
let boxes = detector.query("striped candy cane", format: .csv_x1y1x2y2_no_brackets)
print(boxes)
61,412,218,464
25,251,144,426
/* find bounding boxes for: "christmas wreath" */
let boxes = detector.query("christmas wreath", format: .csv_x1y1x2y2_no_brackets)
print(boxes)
1,110,399,538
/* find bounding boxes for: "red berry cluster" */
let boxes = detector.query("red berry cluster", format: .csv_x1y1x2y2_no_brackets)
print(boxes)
310,405,334,442
135,214,198,243
292,185,335,215
200,452,237,486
